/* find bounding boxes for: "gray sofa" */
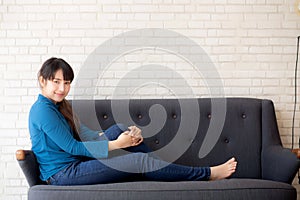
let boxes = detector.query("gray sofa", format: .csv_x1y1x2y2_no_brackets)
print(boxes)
17,98,300,200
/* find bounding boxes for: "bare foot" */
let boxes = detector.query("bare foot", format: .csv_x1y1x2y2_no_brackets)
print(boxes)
209,157,237,181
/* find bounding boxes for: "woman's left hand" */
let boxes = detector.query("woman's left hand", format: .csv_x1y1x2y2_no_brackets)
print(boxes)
128,126,143,146
131,135,143,146
128,126,142,139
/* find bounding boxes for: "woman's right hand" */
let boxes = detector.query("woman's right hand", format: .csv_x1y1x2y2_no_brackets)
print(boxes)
108,131,141,151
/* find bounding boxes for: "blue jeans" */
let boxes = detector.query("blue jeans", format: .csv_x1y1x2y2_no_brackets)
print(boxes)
49,124,211,185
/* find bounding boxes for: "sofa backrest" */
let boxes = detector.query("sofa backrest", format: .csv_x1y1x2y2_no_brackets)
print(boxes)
71,98,274,179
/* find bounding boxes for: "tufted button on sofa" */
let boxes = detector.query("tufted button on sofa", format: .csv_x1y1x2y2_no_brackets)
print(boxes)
17,98,300,200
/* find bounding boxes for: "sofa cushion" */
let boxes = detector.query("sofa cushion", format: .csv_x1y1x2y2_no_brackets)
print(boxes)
28,179,296,200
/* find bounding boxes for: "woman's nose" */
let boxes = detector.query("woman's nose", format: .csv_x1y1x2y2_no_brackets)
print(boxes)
58,83,65,91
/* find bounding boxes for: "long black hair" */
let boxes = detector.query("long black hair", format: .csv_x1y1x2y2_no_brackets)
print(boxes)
38,57,74,82
38,57,81,141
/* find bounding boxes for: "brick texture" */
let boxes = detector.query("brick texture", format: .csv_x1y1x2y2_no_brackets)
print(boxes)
0,1,300,199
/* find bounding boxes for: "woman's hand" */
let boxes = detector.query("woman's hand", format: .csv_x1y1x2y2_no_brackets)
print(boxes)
108,127,143,151
128,126,142,140
128,126,143,146
130,134,143,146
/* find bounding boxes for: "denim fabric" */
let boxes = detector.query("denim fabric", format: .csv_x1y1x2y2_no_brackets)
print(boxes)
49,124,211,185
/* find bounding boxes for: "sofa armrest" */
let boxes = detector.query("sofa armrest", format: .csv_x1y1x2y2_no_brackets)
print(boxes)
261,100,300,184
16,149,46,187
16,149,29,161
262,145,300,184
292,148,300,159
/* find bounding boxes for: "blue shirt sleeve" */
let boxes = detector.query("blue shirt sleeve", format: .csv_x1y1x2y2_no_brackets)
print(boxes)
79,124,102,141
31,103,108,159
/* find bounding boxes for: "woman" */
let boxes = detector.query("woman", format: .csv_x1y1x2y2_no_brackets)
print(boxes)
29,57,237,186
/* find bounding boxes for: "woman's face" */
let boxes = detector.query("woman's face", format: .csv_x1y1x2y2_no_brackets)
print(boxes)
39,69,71,104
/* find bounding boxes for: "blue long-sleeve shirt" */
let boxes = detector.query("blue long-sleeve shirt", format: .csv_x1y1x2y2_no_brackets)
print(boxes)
29,94,108,181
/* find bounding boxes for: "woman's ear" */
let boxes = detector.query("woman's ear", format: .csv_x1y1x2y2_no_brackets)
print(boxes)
39,76,46,88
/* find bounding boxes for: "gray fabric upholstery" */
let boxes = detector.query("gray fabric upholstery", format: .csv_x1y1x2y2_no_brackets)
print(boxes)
17,151,46,187
28,179,296,200
18,98,300,200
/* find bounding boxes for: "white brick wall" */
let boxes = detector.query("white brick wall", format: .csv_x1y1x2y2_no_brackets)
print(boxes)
1,0,300,199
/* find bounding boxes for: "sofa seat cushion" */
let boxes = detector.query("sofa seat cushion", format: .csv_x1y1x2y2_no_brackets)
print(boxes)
28,179,296,200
